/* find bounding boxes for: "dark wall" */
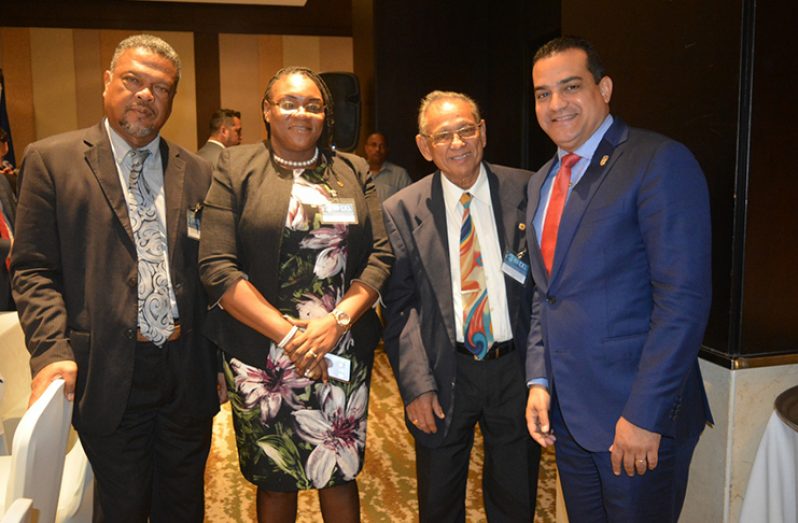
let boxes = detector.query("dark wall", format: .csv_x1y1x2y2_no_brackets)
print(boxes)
740,1,798,356
373,0,560,178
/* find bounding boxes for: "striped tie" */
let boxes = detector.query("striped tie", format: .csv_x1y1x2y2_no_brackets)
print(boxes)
459,192,493,359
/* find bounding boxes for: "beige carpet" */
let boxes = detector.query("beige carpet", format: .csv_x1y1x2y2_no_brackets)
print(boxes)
204,349,556,522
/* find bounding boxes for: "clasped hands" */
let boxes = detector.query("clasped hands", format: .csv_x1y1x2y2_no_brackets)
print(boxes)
281,313,347,382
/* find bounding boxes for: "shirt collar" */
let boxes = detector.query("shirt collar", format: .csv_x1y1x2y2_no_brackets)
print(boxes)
441,162,489,212
558,114,614,163
104,118,161,167
207,139,225,148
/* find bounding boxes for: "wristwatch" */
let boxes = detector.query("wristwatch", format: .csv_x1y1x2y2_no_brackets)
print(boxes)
330,308,351,330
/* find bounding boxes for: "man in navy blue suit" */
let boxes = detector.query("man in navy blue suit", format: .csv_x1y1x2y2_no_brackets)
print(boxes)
524,36,713,522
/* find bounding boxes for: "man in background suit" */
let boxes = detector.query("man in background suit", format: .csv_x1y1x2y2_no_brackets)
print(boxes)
524,36,712,522
12,34,219,522
197,107,241,167
364,131,412,203
383,90,539,522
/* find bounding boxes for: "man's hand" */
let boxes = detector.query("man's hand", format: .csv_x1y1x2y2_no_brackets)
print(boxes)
405,391,445,434
216,372,229,404
526,385,556,447
609,416,662,476
29,360,78,406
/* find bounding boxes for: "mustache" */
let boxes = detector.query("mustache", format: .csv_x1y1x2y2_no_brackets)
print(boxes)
126,102,156,116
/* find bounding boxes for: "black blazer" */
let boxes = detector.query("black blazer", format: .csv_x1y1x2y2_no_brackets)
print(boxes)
12,122,219,435
199,143,393,367
382,163,532,447
0,174,16,310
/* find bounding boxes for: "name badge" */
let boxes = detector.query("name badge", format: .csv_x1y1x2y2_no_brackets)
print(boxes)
187,209,201,240
324,353,351,382
502,252,529,284
320,199,357,224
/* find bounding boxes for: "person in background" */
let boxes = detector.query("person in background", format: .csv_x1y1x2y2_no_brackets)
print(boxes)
0,128,15,310
199,66,392,523
12,34,220,522
197,107,242,167
364,131,412,203
524,36,712,523
382,90,539,522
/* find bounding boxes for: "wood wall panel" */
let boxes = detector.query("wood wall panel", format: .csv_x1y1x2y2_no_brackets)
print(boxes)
29,28,78,140
282,36,321,71
220,33,266,143
0,28,35,157
72,29,104,129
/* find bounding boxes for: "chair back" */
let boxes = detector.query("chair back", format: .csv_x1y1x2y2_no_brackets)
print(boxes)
0,498,33,523
4,380,73,523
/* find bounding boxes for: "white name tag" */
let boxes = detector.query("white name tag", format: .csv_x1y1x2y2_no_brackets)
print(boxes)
502,252,529,284
186,209,201,240
320,199,357,224
324,353,351,382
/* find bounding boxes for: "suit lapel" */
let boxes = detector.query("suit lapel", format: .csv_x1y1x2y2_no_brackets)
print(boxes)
526,157,555,292
161,139,186,267
549,119,629,279
412,172,456,346
84,124,135,245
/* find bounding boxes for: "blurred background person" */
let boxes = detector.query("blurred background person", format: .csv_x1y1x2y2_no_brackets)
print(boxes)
197,107,242,167
364,131,411,203
199,66,392,522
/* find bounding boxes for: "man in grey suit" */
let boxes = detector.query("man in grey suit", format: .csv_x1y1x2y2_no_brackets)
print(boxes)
197,108,241,167
382,90,540,522
12,34,219,522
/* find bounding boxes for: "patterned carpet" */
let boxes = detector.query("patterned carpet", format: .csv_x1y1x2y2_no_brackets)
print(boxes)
204,349,556,522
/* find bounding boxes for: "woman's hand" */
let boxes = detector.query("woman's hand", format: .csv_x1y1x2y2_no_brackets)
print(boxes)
284,314,345,381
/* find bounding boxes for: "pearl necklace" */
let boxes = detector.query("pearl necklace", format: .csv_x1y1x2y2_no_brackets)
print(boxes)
273,148,319,168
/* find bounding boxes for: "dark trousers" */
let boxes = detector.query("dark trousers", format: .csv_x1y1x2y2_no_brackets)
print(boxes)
551,393,699,523
415,352,540,523
80,341,213,523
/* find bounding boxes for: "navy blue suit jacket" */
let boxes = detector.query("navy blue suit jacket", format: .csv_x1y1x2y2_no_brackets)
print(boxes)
525,118,713,452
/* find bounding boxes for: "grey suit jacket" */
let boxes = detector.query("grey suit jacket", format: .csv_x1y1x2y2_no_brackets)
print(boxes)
12,122,219,435
197,140,224,168
382,163,532,447
199,143,393,367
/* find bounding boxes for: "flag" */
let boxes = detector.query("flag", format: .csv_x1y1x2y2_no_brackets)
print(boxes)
0,68,15,168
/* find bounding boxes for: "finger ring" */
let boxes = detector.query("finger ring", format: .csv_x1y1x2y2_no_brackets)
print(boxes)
636,459,646,464
304,369,313,378
307,349,317,359
411,419,419,424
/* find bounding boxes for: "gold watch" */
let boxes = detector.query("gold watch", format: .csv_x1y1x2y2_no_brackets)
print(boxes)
330,308,351,330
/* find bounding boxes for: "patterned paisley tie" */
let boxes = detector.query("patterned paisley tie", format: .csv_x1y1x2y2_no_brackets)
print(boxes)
127,149,174,347
459,192,493,359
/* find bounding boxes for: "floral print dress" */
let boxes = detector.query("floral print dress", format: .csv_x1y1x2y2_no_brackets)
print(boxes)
223,164,372,491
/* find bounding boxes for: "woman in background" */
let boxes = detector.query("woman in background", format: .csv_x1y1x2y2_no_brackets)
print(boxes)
199,66,392,522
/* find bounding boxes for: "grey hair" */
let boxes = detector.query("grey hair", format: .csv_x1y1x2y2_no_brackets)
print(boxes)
417,90,481,134
109,34,182,83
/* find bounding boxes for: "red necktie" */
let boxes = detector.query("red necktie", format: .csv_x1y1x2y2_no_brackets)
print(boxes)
540,153,580,274
0,209,12,271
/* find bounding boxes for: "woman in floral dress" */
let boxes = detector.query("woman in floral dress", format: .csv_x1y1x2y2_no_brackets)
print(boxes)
199,67,392,522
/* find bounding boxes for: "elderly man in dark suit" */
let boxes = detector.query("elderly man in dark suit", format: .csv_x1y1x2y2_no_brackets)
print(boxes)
12,34,219,522
524,37,712,523
382,90,540,522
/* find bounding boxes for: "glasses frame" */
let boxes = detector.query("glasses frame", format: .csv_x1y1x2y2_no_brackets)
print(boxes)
421,121,484,146
267,97,326,115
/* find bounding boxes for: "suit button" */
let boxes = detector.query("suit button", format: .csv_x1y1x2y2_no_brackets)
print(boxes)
174,282,183,290
546,295,557,304
125,328,136,340
127,277,136,288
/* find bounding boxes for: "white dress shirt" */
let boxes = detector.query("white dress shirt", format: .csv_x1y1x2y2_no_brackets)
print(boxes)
441,164,512,343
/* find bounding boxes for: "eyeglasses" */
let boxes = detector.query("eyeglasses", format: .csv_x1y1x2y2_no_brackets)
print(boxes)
422,123,482,146
269,98,325,115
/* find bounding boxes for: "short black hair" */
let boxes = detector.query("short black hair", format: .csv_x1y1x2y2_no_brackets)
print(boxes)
534,36,606,84
209,108,241,133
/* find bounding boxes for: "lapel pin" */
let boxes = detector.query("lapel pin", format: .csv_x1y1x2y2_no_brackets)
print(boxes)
600,155,609,167
518,222,526,231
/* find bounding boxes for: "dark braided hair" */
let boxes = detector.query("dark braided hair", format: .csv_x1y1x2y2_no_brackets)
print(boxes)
261,66,336,155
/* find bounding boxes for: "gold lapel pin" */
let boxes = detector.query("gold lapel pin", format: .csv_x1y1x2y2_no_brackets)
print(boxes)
518,222,526,231
600,155,609,167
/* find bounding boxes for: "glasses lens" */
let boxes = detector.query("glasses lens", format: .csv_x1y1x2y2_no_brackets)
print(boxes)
430,125,479,146
457,125,479,139
275,99,324,114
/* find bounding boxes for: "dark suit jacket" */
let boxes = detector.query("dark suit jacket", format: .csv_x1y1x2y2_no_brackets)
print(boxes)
525,118,713,452
199,143,393,367
12,122,219,435
0,174,15,310
197,140,224,168
382,163,532,448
